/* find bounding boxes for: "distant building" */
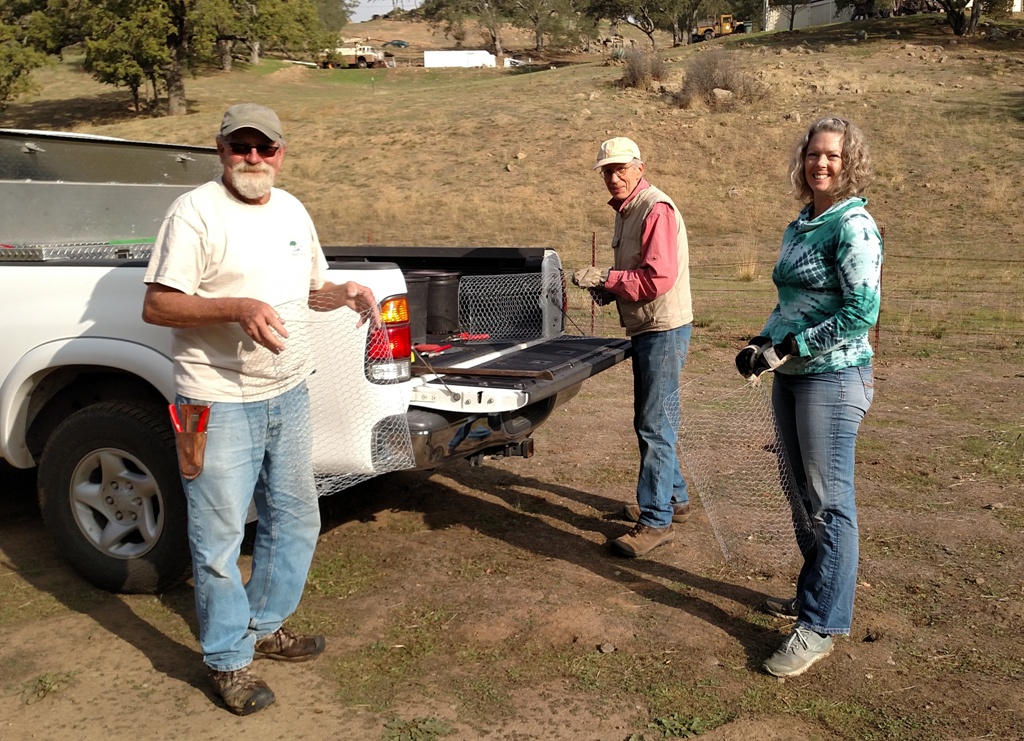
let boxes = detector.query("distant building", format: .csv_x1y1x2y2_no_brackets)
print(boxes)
764,0,1022,33
765,1,851,32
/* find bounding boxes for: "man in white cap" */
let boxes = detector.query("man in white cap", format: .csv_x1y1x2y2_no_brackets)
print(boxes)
143,103,378,715
572,137,693,558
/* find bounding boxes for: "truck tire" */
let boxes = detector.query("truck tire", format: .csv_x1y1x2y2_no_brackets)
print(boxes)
357,58,368,68
704,29,715,41
38,401,191,594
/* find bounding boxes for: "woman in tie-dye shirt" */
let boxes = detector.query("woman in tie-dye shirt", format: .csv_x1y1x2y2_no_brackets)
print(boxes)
736,116,882,678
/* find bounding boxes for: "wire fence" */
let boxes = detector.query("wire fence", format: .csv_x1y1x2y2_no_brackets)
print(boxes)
561,254,1024,355
558,256,1021,566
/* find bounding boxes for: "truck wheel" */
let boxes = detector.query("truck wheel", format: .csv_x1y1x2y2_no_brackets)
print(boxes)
38,401,191,594
357,58,368,68
704,29,715,41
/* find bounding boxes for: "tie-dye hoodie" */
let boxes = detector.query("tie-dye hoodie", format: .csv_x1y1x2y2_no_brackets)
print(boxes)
761,196,883,375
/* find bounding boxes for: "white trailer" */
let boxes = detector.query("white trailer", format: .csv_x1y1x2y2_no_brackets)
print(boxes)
423,50,496,68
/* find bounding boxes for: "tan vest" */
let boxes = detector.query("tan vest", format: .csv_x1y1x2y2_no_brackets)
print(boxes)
612,184,693,336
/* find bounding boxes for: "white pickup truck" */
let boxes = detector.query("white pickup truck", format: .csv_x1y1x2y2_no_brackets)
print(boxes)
0,129,630,594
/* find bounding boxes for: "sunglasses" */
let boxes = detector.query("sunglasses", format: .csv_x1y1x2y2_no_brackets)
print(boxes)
226,142,280,157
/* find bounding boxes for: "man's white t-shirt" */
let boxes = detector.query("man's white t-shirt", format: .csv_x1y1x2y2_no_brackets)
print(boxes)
144,179,329,402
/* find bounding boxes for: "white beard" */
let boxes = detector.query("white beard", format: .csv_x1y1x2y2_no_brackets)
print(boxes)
229,162,276,201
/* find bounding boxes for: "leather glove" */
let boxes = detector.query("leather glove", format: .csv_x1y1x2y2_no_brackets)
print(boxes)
735,336,772,378
588,287,615,306
571,266,610,289
750,333,800,377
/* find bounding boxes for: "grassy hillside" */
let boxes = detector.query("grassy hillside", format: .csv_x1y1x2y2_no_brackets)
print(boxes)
3,15,1023,347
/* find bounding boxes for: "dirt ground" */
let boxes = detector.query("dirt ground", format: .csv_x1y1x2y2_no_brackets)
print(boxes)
2,13,1023,739
1,344,1021,740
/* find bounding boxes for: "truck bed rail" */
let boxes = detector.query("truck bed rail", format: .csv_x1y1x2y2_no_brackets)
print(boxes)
0,241,156,260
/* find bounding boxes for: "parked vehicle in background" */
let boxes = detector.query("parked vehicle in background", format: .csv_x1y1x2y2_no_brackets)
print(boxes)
851,0,898,18
0,129,631,596
895,0,941,14
692,14,735,41
320,43,388,68
382,39,409,48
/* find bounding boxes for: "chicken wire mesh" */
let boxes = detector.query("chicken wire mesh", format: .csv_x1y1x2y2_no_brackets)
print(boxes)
674,376,814,570
240,297,414,496
456,271,567,342
452,271,630,343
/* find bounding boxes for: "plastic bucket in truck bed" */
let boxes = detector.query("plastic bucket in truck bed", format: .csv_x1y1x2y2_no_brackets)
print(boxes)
403,272,429,344
406,269,460,336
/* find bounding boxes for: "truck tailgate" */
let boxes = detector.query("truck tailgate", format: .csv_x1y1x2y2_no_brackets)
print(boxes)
409,336,632,412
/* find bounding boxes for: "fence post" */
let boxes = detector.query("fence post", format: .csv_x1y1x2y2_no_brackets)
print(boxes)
875,225,884,350
590,231,597,335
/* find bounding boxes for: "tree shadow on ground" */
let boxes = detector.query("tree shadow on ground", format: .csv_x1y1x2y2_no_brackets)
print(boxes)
1002,89,1024,122
1,451,785,694
729,13,970,50
320,465,788,670
0,463,206,691
0,91,196,130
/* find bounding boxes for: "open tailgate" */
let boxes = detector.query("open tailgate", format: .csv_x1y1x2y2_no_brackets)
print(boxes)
409,335,632,412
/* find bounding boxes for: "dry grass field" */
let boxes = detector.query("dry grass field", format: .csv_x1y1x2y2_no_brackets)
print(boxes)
1,13,1023,741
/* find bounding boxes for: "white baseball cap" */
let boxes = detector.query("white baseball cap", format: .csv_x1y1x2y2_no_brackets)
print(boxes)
594,137,642,169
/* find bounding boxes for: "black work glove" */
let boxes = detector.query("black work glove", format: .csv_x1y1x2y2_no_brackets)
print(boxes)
735,336,772,378
750,333,800,377
588,287,615,306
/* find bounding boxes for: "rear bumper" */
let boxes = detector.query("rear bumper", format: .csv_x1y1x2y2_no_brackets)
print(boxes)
405,384,581,469
404,335,631,469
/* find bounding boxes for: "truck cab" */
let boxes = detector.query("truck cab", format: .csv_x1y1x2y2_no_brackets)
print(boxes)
693,14,734,42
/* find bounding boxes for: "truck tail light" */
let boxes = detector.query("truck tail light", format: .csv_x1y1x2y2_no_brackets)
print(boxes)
366,295,412,383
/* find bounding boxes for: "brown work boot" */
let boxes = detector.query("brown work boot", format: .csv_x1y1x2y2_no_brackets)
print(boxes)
210,665,275,716
623,502,691,524
611,523,674,557
254,626,326,662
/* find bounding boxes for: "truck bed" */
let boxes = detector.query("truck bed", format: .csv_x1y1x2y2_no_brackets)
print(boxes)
0,127,635,594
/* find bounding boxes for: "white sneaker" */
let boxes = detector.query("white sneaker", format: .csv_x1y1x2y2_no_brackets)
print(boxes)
763,627,834,677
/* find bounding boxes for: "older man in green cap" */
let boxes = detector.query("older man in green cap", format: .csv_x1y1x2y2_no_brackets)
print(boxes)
143,103,378,715
572,137,694,559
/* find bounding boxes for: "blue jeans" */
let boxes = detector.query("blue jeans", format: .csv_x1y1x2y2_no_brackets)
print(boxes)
631,325,691,529
178,382,321,672
772,365,874,635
